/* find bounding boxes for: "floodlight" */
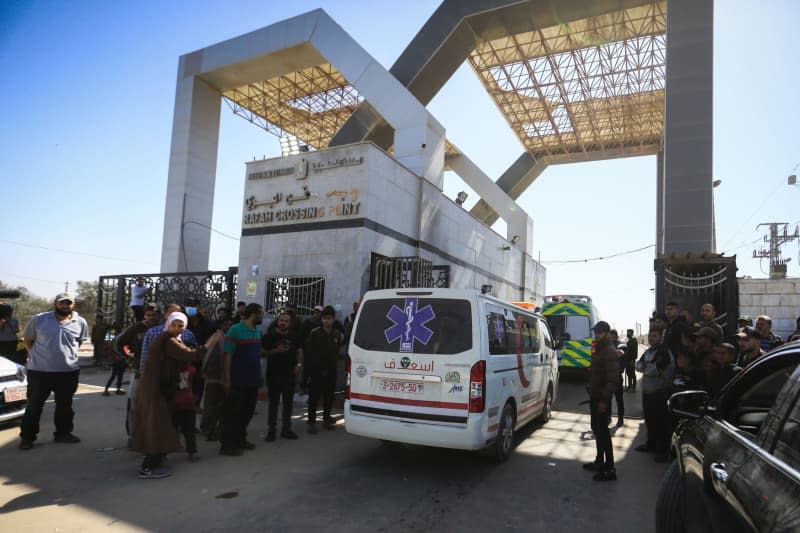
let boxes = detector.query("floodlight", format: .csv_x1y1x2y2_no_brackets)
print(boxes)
455,191,468,206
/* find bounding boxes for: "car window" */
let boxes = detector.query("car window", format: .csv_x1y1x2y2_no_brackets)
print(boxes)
773,390,800,468
540,320,553,349
353,298,472,354
523,319,541,353
721,362,800,436
487,311,508,355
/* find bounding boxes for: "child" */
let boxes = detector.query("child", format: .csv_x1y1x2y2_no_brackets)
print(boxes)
173,362,199,461
103,349,127,396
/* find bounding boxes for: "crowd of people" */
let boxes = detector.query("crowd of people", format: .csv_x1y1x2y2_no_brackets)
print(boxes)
584,301,800,483
6,288,800,483
11,290,359,480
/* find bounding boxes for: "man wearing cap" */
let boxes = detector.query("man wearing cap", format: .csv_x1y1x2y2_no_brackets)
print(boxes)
19,293,89,450
737,316,753,329
755,315,784,352
583,321,619,481
709,343,742,401
736,326,765,367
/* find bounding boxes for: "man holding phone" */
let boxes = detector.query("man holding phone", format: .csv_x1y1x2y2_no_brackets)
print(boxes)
261,311,303,442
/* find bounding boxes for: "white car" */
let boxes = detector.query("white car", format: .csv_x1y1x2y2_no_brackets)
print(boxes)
0,355,27,423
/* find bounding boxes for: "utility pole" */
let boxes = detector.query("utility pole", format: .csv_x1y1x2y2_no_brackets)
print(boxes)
753,223,799,279
64,281,69,293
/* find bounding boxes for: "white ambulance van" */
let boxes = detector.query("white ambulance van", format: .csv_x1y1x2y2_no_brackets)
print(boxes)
345,288,559,461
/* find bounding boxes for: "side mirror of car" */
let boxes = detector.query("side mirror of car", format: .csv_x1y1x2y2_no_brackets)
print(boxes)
668,390,709,420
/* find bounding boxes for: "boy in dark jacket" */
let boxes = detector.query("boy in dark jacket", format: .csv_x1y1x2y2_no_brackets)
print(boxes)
584,321,619,481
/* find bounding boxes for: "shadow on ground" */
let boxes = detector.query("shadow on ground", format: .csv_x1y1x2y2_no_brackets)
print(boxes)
0,368,665,532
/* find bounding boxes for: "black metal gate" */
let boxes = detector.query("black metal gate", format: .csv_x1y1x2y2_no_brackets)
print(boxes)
369,253,450,290
264,275,326,317
655,255,739,338
97,268,238,331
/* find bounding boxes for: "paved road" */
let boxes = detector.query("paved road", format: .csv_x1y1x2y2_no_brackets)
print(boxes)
0,368,667,532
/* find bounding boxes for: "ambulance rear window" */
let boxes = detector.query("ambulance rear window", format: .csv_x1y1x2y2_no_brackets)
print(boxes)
353,298,472,355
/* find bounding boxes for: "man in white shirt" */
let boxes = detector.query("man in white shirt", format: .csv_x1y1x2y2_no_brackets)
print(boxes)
19,293,88,450
130,277,150,321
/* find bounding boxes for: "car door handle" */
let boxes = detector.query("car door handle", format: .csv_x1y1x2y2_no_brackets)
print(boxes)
709,463,728,485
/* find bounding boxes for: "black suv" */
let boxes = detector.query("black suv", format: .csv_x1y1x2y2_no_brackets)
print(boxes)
655,341,800,533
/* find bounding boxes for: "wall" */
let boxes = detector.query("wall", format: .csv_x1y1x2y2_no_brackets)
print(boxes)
236,142,546,315
738,277,800,340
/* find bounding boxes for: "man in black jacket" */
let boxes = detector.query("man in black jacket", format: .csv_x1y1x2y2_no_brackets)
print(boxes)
305,307,342,433
663,301,688,358
583,321,619,481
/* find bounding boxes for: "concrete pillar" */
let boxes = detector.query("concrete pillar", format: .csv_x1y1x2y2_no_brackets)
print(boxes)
160,73,221,272
663,0,714,254
656,150,664,255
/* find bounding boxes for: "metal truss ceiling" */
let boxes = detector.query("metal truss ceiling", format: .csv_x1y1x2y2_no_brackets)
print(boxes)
222,63,461,159
468,1,666,160
222,63,363,150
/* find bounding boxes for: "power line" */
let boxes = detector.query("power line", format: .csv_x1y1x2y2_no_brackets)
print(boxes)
0,271,64,285
183,221,240,241
719,181,785,250
542,244,655,264
0,239,156,265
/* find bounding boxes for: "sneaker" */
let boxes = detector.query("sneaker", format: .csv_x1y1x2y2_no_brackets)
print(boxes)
139,466,171,479
593,469,617,482
115,390,126,395
53,433,81,444
102,391,110,397
281,429,299,440
323,419,336,430
582,461,603,471
218,447,244,456
265,432,276,442
307,423,318,434
19,440,33,451
188,452,201,462
241,440,256,450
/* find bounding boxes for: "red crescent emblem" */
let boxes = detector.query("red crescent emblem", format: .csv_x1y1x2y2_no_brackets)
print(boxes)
514,315,531,387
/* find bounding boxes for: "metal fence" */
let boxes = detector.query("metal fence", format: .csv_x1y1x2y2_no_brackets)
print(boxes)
265,275,326,316
98,268,238,331
369,253,450,290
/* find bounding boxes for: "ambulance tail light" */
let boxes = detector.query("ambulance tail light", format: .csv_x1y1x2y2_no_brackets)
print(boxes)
469,360,486,413
345,357,351,400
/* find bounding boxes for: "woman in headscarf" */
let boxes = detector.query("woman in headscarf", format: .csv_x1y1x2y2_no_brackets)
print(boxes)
132,312,221,479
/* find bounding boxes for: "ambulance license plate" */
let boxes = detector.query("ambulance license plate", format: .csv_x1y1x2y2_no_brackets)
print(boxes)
380,380,424,394
3,386,27,402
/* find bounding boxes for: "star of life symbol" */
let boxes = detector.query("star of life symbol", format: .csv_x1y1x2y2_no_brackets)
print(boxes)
384,298,435,353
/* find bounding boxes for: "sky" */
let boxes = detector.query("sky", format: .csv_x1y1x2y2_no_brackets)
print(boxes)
1,0,799,331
